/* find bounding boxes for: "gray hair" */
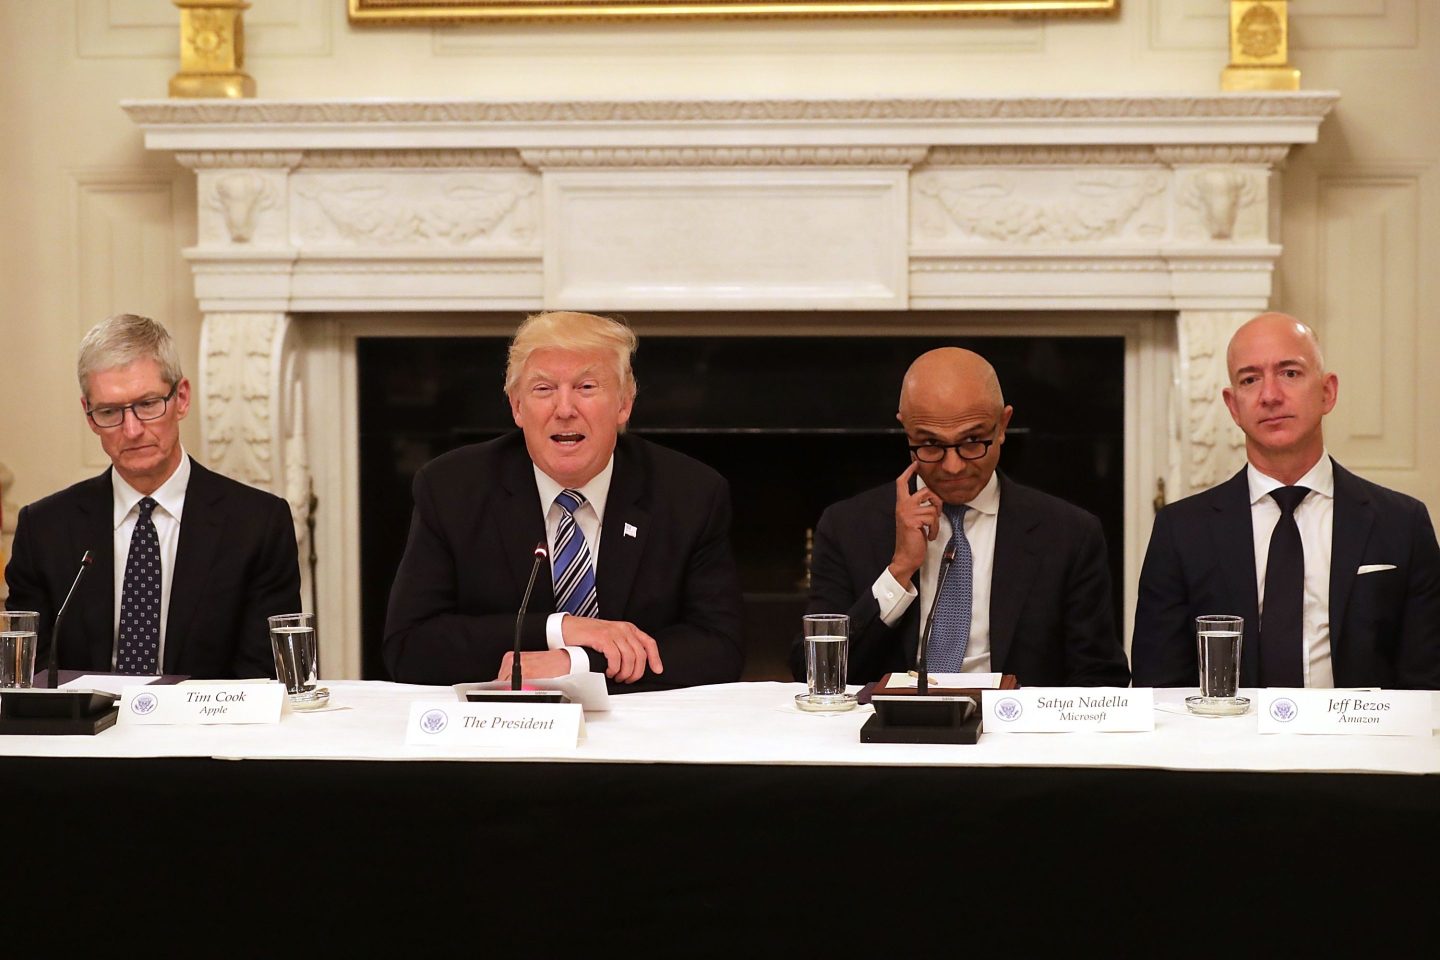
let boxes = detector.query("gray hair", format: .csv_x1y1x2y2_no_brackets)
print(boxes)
77,314,184,398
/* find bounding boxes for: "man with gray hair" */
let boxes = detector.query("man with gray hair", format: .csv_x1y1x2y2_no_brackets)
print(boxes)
384,310,744,691
1133,312,1440,688
5,314,301,679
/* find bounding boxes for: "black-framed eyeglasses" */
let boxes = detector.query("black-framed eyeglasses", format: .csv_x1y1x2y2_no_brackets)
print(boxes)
86,384,177,429
907,436,996,463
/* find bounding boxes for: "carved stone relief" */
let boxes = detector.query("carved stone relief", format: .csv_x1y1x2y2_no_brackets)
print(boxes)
198,168,290,247
912,168,1167,244
1176,167,1268,242
0,461,14,602
1175,311,1251,495
291,172,539,247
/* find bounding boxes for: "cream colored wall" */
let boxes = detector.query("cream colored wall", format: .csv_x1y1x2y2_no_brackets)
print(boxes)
1,1,1436,556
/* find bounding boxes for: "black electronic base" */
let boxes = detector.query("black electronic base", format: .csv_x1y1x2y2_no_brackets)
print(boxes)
861,695,981,744
0,690,121,736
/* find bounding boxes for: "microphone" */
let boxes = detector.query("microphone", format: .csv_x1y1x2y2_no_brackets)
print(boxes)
512,542,549,691
914,542,957,697
47,550,94,689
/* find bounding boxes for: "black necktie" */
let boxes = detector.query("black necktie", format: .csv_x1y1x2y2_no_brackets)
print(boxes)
117,497,162,675
1259,485,1309,687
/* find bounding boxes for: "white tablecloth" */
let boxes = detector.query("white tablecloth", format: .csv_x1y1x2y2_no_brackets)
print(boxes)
2,681,1437,773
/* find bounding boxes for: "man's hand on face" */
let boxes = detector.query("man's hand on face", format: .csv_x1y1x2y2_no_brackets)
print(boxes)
559,615,664,683
889,461,940,585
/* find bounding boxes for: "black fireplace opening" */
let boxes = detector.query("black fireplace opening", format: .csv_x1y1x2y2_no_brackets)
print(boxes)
358,330,1124,681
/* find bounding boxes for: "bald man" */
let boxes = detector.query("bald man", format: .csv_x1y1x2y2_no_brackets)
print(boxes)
798,348,1130,687
1132,313,1440,689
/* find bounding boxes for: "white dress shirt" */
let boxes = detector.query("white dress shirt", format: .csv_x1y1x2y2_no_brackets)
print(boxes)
870,471,1000,673
1247,453,1335,688
532,456,615,676
110,450,190,672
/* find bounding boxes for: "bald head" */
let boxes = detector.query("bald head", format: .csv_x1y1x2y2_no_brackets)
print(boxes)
898,348,1005,420
1226,312,1326,382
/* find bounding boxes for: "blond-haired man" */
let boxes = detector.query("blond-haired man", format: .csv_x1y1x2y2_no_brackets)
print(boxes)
384,311,744,691
1133,313,1440,688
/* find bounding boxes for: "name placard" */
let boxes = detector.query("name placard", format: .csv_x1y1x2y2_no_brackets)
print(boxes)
1257,690,1432,736
118,683,285,725
982,687,1154,733
404,701,584,750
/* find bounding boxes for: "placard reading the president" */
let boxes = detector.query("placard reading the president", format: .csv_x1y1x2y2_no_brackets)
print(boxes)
118,683,285,725
405,701,584,749
1257,689,1432,736
981,688,1154,733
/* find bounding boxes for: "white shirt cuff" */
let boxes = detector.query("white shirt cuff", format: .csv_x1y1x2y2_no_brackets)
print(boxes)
872,568,918,627
547,612,591,675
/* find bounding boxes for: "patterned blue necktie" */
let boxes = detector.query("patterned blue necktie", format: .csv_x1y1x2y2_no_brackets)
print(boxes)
117,496,162,675
552,489,599,619
926,503,973,673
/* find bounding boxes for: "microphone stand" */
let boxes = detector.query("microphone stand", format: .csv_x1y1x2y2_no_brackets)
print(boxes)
512,543,547,692
48,550,94,688
464,542,567,705
914,544,956,698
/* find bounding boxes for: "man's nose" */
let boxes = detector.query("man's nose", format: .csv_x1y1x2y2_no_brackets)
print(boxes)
942,447,969,470
1258,374,1284,403
121,408,147,436
553,389,577,417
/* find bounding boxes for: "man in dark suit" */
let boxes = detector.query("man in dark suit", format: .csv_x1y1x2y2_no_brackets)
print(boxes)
4,314,300,679
1133,313,1440,689
801,348,1130,687
383,311,743,692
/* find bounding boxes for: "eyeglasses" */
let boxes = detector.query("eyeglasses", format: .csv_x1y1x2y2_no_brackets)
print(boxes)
86,385,177,429
908,436,996,463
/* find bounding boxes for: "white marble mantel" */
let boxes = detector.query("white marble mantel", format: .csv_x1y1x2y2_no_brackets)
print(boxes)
123,94,1337,678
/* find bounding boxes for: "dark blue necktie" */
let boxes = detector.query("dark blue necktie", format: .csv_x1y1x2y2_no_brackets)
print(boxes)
552,490,599,619
1260,485,1309,687
117,496,161,675
927,504,973,673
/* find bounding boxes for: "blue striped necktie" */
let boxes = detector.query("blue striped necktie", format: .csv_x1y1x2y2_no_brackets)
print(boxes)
117,496,162,675
551,489,599,619
927,503,973,673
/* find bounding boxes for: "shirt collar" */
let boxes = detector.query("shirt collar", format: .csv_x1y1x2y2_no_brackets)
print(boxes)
112,448,191,530
533,454,615,521
916,469,1001,517
1246,450,1334,506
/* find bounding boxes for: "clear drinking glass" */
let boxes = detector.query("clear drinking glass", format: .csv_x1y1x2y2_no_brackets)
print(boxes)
268,612,326,708
795,613,857,713
0,611,39,689
1186,615,1249,716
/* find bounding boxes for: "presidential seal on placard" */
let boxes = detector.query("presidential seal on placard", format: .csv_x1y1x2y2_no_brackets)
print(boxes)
419,708,449,734
994,697,1023,722
1268,698,1298,723
131,692,158,716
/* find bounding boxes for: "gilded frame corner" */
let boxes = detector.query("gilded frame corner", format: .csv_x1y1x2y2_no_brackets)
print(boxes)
348,0,1119,24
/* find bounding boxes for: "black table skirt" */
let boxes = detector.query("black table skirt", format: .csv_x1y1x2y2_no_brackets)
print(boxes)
7,757,1436,953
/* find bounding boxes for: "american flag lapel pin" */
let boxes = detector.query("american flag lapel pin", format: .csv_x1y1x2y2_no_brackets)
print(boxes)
624,522,638,539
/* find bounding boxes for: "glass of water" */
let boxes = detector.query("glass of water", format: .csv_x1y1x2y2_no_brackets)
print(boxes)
1,611,39,689
795,613,857,713
267,612,327,709
1186,614,1249,716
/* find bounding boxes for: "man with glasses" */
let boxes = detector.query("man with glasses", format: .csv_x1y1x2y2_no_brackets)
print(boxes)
4,314,300,678
800,347,1130,686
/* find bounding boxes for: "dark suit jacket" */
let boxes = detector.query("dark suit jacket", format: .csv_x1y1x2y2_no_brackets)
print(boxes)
4,458,301,679
382,432,744,692
1132,460,1440,689
800,473,1130,687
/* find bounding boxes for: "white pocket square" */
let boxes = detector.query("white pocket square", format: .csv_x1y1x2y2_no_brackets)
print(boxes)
1357,564,1397,575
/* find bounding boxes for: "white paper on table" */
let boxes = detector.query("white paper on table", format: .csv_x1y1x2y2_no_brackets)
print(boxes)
883,672,1002,690
59,674,161,695
454,671,611,712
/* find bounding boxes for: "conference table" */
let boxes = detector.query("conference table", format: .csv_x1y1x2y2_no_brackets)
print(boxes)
4,681,1437,952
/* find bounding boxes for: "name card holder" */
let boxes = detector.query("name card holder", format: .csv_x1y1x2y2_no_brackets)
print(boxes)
1257,689,1432,736
982,688,1154,733
405,701,584,750
118,683,285,725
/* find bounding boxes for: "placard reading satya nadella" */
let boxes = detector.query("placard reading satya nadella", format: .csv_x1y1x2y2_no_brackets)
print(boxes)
1257,689,1432,736
405,701,584,749
981,687,1154,733
118,682,285,725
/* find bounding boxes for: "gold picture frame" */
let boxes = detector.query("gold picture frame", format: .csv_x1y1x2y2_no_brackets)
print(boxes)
349,0,1119,24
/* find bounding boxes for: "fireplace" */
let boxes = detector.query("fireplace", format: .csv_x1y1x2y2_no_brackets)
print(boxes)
124,94,1336,678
